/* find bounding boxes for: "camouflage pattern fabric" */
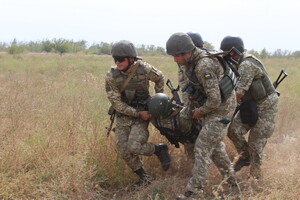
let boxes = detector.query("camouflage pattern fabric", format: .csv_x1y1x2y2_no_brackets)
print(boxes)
228,54,279,178
115,117,153,171
234,58,264,96
105,61,164,117
105,61,164,171
183,48,237,192
150,102,199,159
178,65,190,104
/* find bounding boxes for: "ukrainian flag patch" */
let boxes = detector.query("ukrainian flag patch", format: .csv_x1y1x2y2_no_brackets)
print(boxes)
204,73,212,79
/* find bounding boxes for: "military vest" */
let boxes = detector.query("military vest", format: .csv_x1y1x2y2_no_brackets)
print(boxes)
184,51,237,104
111,63,150,107
241,54,276,101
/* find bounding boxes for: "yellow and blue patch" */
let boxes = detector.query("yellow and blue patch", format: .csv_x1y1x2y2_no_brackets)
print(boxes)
204,73,212,79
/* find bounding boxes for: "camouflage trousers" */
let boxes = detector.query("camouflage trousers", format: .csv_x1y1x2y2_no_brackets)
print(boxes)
228,93,279,177
114,115,155,171
186,115,234,192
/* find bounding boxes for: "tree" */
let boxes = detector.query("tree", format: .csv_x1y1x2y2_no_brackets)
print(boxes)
292,51,300,58
7,39,25,54
71,40,87,53
53,38,70,55
99,42,111,55
42,40,54,53
260,48,269,59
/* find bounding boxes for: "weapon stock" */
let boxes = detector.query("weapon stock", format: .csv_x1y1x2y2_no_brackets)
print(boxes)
273,69,288,96
273,69,288,89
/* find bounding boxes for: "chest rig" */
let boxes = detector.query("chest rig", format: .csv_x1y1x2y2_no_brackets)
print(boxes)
184,50,237,105
112,63,150,108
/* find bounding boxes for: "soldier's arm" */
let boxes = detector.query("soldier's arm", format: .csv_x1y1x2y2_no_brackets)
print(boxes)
178,65,190,104
195,58,222,115
105,72,139,117
236,60,263,96
146,63,164,93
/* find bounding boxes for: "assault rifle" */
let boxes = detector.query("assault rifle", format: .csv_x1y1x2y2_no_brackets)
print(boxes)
166,79,183,106
106,106,116,137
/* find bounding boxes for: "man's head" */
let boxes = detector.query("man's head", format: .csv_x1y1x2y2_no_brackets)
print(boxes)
187,32,203,48
111,40,137,71
148,93,173,118
220,36,244,53
166,32,195,65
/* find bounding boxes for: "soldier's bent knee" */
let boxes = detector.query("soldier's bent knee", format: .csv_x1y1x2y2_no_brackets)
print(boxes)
127,142,142,154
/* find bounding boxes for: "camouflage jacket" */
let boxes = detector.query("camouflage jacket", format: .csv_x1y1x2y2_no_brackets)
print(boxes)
105,61,164,117
185,48,234,116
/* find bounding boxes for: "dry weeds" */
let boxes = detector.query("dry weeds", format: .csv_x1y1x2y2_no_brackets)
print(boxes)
0,54,299,199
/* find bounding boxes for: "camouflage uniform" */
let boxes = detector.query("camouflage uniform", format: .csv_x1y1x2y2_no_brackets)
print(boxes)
183,48,237,193
105,61,164,171
178,65,190,104
228,53,279,178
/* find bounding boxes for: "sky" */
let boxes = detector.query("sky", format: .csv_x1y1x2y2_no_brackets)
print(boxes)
1,0,299,52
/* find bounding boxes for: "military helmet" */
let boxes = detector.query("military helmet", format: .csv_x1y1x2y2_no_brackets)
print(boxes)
166,32,195,55
187,32,203,48
148,93,173,118
220,36,244,53
111,40,137,57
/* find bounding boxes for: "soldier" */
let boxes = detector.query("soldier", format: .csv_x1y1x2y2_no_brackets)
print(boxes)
148,93,200,160
166,32,237,199
105,40,171,188
220,36,279,179
178,32,205,103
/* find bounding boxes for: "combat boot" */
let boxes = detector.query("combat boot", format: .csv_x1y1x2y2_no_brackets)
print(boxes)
154,143,171,171
132,167,152,188
234,153,250,172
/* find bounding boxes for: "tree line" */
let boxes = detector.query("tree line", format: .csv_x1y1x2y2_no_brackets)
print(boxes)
0,38,299,58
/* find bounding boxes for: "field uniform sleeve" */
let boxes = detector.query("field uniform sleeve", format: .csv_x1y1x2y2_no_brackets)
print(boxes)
236,60,263,95
195,58,221,115
146,64,164,93
105,71,139,117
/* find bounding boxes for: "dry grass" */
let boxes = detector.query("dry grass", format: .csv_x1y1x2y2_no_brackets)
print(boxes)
0,53,299,199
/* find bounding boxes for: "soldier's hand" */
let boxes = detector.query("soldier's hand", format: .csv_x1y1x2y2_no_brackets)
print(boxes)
192,108,204,119
139,111,151,121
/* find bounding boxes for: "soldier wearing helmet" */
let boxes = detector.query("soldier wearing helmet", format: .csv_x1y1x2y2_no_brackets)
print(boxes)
105,40,170,189
220,36,279,179
187,32,204,48
178,32,205,104
166,33,237,199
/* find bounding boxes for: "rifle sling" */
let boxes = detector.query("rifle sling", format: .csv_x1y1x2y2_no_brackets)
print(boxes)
119,60,140,93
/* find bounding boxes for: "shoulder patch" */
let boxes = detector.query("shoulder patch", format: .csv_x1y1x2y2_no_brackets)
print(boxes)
204,73,212,79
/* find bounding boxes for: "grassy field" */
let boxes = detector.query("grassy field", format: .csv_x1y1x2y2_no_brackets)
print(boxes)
0,53,299,199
